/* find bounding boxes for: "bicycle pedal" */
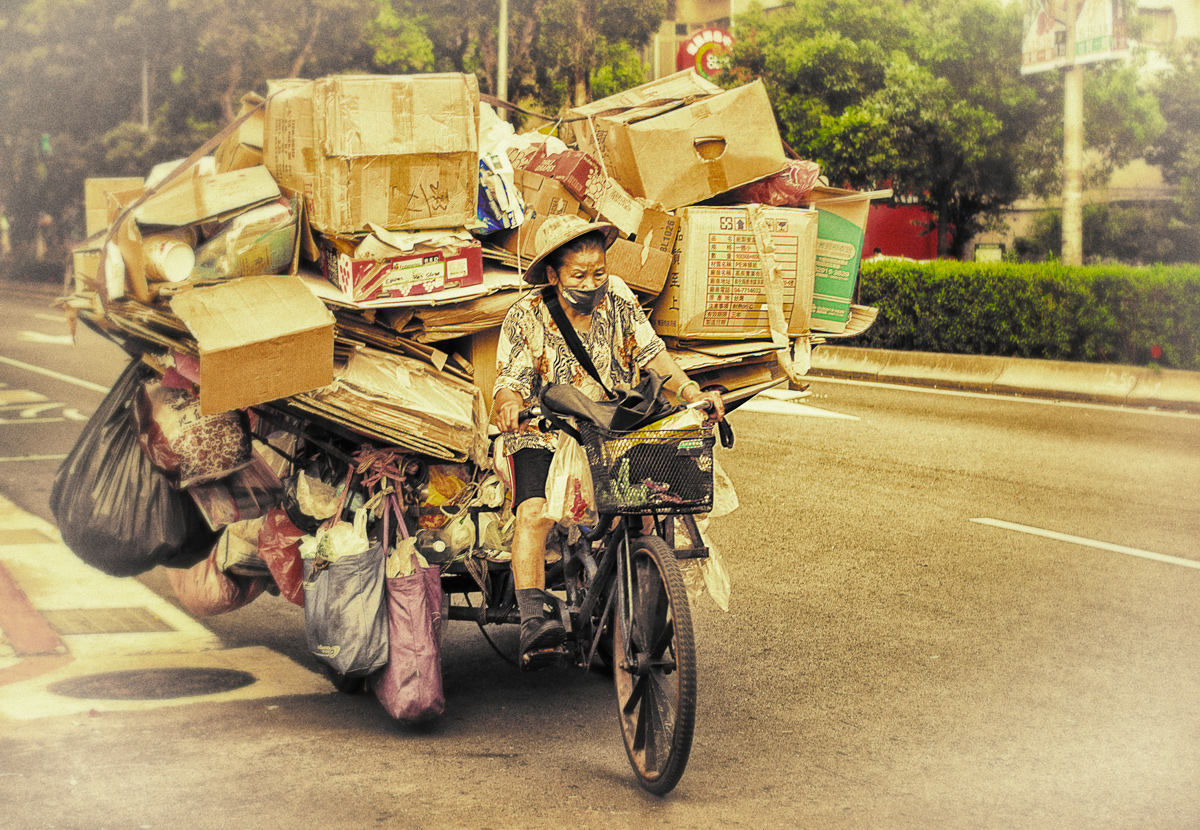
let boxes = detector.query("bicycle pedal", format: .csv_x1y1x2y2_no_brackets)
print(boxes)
520,644,568,671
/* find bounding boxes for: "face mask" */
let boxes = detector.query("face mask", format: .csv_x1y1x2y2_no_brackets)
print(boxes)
561,279,609,315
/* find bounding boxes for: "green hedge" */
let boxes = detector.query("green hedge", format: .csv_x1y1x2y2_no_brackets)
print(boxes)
854,260,1200,371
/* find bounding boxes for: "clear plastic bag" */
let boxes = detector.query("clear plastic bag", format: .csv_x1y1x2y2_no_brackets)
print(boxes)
540,433,597,526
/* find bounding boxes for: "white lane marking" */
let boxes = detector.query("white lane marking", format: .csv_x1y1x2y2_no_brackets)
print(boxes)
972,518,1200,570
736,398,860,420
0,390,47,405
0,454,68,463
809,376,1200,420
0,355,110,394
33,314,67,323
18,331,74,345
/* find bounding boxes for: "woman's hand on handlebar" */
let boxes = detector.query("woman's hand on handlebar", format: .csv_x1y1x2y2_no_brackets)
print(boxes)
684,388,725,422
493,388,526,433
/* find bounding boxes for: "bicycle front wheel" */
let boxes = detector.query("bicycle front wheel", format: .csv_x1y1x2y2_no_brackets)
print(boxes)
613,534,697,795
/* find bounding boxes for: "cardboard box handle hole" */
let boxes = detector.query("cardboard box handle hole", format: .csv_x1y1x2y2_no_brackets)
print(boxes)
693,137,727,161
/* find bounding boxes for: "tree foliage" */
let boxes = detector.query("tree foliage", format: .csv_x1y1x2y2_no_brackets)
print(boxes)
727,0,1163,261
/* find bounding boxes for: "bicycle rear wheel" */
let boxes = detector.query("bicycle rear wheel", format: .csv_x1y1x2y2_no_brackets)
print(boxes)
613,534,697,795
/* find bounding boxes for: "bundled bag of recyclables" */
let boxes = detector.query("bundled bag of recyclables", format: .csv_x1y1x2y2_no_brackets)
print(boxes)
50,361,217,576
132,376,253,489
167,546,270,617
302,505,389,680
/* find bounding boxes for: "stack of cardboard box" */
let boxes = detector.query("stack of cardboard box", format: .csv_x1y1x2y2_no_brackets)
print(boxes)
65,69,886,465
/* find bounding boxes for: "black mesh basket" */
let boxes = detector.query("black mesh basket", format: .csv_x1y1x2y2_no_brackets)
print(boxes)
578,422,715,515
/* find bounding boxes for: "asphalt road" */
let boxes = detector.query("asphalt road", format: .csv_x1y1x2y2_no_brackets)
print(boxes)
1,284,1199,829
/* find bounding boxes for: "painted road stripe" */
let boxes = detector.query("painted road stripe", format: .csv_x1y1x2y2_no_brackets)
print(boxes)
809,376,1200,420
736,398,860,420
0,355,110,394
17,331,75,345
735,388,860,420
0,454,68,463
971,518,1200,570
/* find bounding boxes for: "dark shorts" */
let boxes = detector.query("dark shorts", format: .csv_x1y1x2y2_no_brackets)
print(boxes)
511,447,554,509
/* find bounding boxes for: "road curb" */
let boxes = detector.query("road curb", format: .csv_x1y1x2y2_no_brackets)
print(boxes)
810,345,1200,413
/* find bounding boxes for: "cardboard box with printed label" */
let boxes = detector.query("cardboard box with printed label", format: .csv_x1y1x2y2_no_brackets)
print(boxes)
801,187,890,333
650,206,817,340
568,80,787,211
85,177,143,236
264,74,480,234
170,274,335,415
319,227,484,304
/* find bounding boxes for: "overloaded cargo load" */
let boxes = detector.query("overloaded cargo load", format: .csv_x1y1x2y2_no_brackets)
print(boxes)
58,69,889,655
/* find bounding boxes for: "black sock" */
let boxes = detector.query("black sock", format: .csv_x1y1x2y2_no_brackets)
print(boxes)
516,588,545,625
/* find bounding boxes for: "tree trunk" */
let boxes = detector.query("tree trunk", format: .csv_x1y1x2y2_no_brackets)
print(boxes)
221,58,244,125
289,6,325,79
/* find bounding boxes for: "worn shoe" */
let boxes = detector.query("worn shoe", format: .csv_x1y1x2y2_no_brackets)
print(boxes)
519,616,566,671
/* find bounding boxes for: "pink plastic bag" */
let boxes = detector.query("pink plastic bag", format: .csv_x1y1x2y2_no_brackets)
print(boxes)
258,508,305,606
725,159,822,207
166,547,269,617
372,554,445,723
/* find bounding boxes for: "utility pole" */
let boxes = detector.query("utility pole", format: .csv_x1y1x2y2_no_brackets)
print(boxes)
1062,4,1083,266
497,0,509,108
141,54,151,133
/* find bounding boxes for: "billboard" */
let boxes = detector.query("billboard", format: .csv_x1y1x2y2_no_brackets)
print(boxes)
1021,0,1129,75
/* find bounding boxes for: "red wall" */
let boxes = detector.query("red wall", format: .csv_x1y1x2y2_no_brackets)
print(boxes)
864,204,937,260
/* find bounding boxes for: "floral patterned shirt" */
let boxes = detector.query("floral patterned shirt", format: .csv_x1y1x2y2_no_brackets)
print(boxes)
495,275,666,452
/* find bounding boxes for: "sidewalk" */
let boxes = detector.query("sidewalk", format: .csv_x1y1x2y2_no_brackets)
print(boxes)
809,345,1200,413
0,494,329,721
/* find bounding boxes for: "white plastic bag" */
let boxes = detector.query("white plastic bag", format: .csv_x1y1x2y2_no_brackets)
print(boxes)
540,433,597,526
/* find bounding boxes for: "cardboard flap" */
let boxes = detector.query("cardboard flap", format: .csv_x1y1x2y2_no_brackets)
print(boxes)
134,166,281,227
171,274,334,351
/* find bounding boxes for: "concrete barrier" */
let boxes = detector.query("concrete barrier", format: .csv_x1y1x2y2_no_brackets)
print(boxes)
809,346,886,380
809,345,1200,413
875,350,1007,391
991,358,1140,405
1126,368,1200,411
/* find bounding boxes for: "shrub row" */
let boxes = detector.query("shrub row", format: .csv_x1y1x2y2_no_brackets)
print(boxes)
853,260,1200,371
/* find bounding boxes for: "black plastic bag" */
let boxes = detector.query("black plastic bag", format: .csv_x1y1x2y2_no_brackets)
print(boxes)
50,361,217,577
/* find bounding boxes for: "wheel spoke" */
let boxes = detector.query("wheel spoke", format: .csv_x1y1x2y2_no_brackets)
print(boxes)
640,679,659,771
632,558,664,653
622,673,647,716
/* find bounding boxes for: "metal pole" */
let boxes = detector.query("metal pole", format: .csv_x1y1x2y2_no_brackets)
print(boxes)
497,0,509,111
1062,4,1083,266
141,54,150,132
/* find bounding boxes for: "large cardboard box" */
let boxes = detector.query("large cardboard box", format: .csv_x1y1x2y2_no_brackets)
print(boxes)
650,206,817,340
171,275,335,415
319,229,484,304
802,187,889,333
563,70,722,135
264,74,480,234
570,80,787,211
85,177,142,236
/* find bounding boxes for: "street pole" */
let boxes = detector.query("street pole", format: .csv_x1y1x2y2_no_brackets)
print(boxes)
1062,5,1083,266
497,0,509,111
141,54,150,133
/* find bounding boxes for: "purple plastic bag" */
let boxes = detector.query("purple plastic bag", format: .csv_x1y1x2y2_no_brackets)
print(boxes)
372,555,445,723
